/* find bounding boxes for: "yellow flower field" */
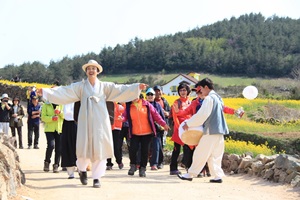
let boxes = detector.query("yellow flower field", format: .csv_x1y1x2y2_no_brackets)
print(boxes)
0,79,51,89
2,79,298,154
163,95,300,133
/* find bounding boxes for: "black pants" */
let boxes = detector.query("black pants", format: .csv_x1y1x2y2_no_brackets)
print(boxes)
129,134,152,168
107,129,124,166
44,131,61,165
61,120,77,168
120,126,129,148
182,144,209,174
182,144,195,169
10,123,23,148
28,123,39,147
170,142,182,171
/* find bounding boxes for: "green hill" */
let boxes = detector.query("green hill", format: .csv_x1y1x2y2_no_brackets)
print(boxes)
1,13,299,85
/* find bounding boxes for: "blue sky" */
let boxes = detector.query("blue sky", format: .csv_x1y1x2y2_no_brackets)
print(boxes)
0,0,299,68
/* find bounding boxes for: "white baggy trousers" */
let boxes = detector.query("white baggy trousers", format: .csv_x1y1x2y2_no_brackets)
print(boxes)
188,134,225,179
76,158,106,179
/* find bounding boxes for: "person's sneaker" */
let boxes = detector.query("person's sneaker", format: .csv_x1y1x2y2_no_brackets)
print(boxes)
19,146,24,149
151,165,158,170
177,173,193,181
118,163,124,169
209,179,223,183
170,170,181,175
197,173,204,178
34,145,39,149
53,164,59,173
139,167,146,177
68,175,74,179
79,171,88,185
43,162,50,172
128,164,136,176
93,179,101,188
157,163,164,169
106,166,113,170
28,145,32,149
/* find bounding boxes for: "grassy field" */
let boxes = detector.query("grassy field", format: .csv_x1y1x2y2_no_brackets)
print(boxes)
99,72,298,87
2,72,297,89
100,72,257,86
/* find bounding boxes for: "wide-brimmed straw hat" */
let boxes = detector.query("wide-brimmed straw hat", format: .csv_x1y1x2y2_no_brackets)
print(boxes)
179,121,203,145
1,93,9,100
82,60,103,73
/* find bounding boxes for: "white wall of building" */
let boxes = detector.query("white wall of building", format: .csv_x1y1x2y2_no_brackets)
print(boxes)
161,75,196,96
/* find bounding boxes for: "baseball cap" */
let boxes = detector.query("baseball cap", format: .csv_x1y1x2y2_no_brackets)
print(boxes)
153,85,163,91
146,88,155,95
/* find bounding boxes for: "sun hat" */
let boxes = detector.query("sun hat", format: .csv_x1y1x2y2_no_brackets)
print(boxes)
1,93,9,100
146,88,155,95
82,60,103,73
179,120,203,145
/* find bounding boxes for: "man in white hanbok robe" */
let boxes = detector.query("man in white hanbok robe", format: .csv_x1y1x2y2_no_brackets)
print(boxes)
177,78,229,183
39,60,147,188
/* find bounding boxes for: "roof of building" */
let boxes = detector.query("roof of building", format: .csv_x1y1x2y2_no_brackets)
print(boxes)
162,73,198,86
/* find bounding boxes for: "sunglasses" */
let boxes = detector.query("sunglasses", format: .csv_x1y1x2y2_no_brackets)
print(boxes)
146,93,154,96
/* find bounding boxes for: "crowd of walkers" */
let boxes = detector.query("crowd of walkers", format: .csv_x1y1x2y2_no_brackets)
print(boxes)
0,59,243,188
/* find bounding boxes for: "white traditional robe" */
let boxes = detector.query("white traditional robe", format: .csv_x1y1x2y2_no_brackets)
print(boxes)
43,79,141,162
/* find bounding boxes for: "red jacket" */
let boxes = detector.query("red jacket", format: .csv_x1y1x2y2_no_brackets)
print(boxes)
111,102,125,130
170,97,191,145
176,97,235,117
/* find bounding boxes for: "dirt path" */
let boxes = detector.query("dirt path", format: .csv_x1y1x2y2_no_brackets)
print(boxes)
11,111,300,200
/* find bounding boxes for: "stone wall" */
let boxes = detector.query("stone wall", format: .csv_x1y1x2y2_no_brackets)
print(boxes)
0,134,25,200
222,152,300,187
163,151,300,187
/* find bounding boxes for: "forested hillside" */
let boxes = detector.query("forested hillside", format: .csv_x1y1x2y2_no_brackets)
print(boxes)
1,13,299,84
